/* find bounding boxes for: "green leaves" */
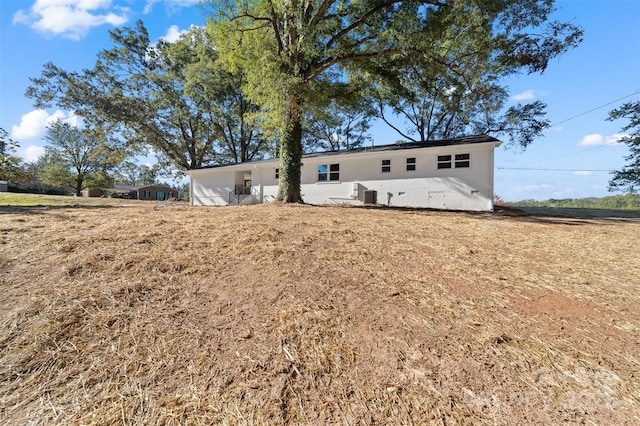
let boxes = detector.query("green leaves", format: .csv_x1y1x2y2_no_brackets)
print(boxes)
27,22,270,170
608,101,640,193
41,120,121,195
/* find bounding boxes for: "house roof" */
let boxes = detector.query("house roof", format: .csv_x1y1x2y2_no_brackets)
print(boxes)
189,134,502,171
113,184,176,191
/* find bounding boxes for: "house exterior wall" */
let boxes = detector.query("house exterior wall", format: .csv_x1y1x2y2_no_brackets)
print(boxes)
188,140,499,211
82,187,103,197
137,185,178,201
191,172,238,205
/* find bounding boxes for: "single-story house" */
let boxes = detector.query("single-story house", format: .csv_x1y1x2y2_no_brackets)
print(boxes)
135,184,179,201
84,184,178,200
81,187,104,197
187,134,502,211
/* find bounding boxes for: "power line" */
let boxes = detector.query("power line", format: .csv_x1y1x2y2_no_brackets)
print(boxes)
548,89,640,128
508,92,638,167
497,167,613,172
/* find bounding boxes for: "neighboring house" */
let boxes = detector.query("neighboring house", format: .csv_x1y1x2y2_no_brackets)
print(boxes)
0,180,7,192
136,185,179,201
187,134,502,211
84,184,178,200
81,187,103,197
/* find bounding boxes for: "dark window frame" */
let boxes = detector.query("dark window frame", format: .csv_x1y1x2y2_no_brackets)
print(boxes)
318,163,340,182
437,155,452,169
406,157,416,171
437,153,470,169
455,153,470,168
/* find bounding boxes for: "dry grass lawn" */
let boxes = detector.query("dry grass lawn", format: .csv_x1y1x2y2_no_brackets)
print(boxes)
1,200,639,425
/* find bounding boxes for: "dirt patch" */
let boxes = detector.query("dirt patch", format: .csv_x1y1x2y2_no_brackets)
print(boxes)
1,203,638,424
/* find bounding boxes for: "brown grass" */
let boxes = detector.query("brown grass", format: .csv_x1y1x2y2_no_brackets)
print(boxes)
1,202,639,425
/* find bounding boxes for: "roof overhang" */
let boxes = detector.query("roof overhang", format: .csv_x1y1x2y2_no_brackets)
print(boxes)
186,134,502,174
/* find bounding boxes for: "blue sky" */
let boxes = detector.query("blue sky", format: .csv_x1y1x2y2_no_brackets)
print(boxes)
1,0,639,201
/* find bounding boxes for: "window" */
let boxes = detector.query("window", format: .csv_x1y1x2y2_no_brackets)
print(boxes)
156,191,165,200
406,157,416,171
329,164,340,181
455,153,470,168
437,155,452,169
318,164,328,181
144,190,151,198
275,168,279,179
381,159,391,173
437,153,470,169
318,163,340,182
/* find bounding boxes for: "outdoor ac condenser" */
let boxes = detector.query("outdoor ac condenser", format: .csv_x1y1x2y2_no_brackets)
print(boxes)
363,190,377,205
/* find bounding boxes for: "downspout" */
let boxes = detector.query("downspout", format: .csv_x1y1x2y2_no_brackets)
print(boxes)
489,142,497,211
254,165,263,204
189,173,194,206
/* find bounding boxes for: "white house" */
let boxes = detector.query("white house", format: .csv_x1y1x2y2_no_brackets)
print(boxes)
187,134,502,211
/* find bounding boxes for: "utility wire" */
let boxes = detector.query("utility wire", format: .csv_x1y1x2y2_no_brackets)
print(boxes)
497,167,613,172
500,90,639,169
548,89,640,128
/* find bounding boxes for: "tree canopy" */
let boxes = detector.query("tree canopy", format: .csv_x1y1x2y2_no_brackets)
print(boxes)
114,161,163,186
207,0,582,202
0,127,25,184
608,101,640,193
26,22,270,171
42,120,123,195
303,95,373,152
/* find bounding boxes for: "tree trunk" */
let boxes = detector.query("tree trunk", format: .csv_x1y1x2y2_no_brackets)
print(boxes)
75,176,83,197
277,95,303,203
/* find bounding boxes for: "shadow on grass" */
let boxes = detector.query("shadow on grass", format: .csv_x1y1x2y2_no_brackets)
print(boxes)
314,203,640,225
498,206,640,225
0,204,127,216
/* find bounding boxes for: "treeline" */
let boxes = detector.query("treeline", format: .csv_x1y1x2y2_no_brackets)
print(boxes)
509,194,640,210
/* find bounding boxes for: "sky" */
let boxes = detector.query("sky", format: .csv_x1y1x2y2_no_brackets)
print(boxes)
1,0,639,201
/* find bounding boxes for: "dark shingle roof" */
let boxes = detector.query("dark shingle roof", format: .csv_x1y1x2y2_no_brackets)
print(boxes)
192,134,501,170
305,134,501,158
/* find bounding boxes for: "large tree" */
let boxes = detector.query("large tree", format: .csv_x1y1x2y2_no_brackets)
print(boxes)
26,22,269,171
114,160,162,186
43,120,121,195
367,59,550,148
303,96,374,152
360,0,564,148
0,127,25,184
207,0,582,203
608,101,640,193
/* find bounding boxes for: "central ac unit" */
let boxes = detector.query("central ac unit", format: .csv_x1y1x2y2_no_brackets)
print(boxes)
363,190,377,205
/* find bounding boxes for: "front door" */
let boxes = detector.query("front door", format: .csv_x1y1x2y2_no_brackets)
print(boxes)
243,179,252,195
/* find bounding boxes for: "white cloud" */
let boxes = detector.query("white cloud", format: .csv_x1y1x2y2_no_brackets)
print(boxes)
510,90,536,101
573,171,593,176
11,109,79,141
544,126,564,133
143,0,161,14
13,0,130,40
23,145,46,162
157,24,204,44
578,133,627,146
552,189,574,198
512,184,551,193
161,24,184,43
144,0,200,15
